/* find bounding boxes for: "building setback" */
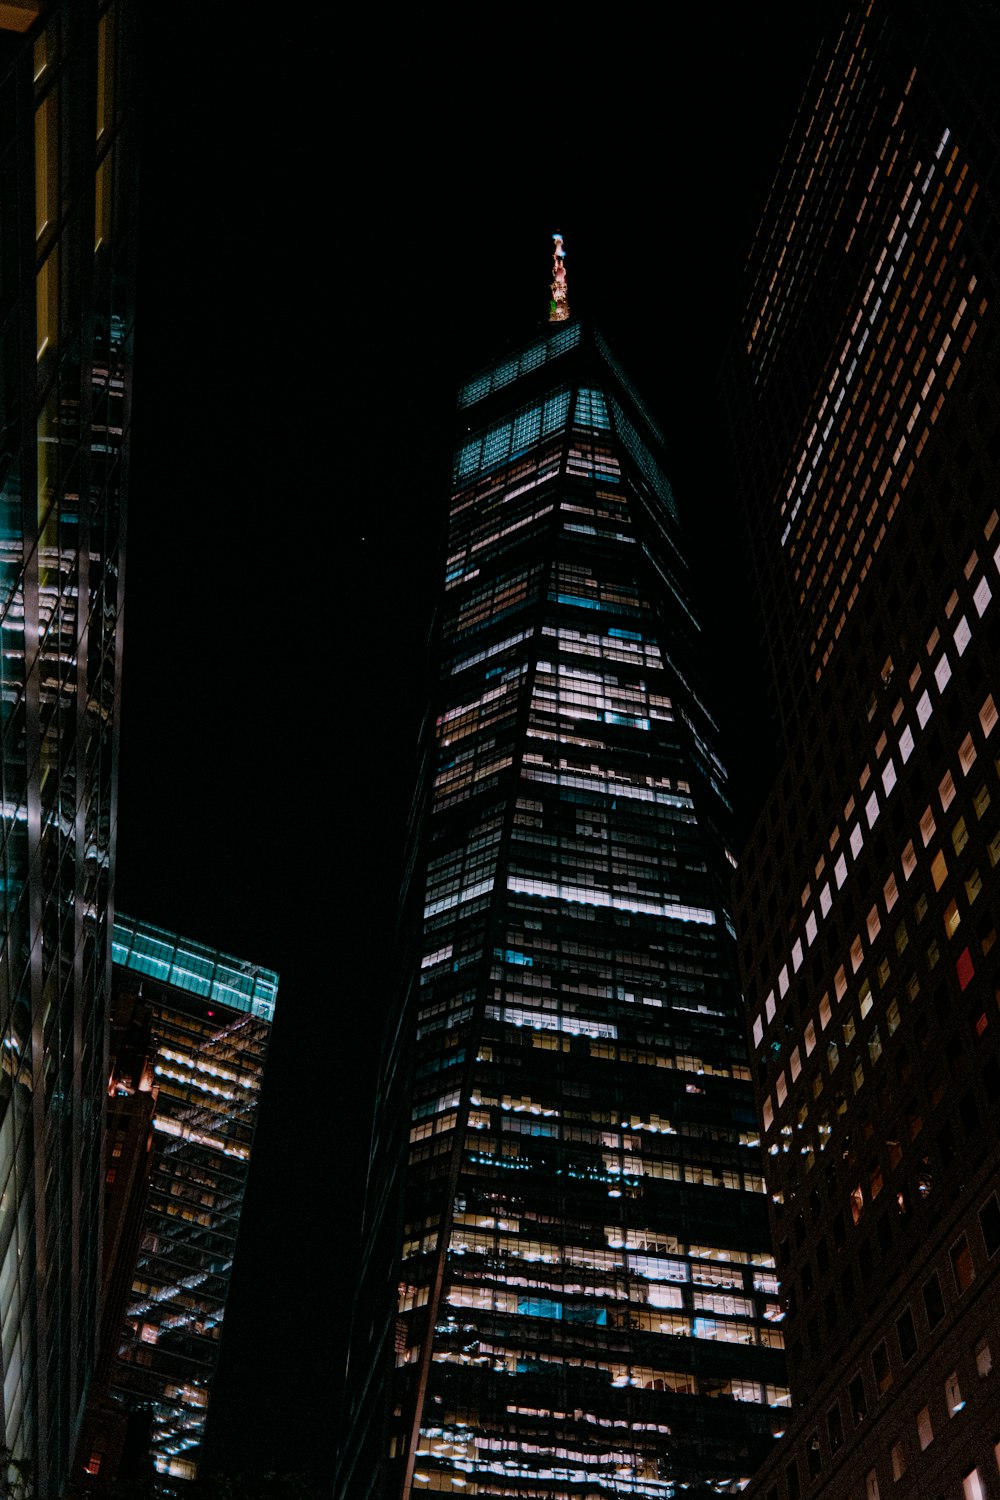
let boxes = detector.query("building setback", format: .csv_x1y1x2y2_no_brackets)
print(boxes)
725,3,1000,1497
340,300,787,1498
0,2,136,1492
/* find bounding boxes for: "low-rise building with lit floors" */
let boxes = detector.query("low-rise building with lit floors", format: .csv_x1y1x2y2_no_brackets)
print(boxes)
71,915,278,1493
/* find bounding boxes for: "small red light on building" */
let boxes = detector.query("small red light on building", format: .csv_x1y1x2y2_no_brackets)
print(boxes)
956,947,974,990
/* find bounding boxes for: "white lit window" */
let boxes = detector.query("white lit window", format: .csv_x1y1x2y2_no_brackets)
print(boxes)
881,759,897,795
835,854,848,889
778,965,790,997
953,615,971,655
946,1369,964,1414
899,725,914,762
765,992,776,1023
792,939,804,972
916,691,932,727
973,575,992,615
752,1015,764,1049
820,883,833,916
850,823,864,858
962,1469,985,1500
866,791,880,827
806,911,818,945
934,653,952,692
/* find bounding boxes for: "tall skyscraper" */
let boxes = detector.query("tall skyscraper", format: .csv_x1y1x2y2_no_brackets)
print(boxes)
724,3,1000,1496
70,915,278,1492
341,264,788,1498
0,2,135,1492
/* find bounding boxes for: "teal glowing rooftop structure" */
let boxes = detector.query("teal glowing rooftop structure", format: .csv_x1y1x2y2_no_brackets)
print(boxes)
112,913,279,1022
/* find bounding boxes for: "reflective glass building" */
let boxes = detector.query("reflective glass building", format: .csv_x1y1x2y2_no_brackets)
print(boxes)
0,2,135,1491
724,3,1000,1497
77,915,278,1488
341,315,787,1497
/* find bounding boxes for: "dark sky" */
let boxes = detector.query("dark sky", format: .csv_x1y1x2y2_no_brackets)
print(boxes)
116,5,829,1488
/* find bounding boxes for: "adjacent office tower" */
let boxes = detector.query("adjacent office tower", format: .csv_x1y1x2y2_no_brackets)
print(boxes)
341,279,788,1498
69,915,277,1491
0,3,135,1492
725,3,1000,1497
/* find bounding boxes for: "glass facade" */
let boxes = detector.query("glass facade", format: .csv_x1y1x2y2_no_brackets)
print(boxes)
100,916,277,1487
342,321,785,1498
726,4,1000,1496
0,3,136,1492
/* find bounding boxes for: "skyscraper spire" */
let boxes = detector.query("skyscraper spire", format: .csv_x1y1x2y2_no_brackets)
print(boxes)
548,231,569,320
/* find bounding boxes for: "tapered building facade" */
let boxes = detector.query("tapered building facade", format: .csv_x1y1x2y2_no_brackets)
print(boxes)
0,2,135,1492
725,3,1000,1497
341,313,787,1498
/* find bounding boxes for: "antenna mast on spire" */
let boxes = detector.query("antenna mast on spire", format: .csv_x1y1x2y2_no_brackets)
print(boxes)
549,233,569,322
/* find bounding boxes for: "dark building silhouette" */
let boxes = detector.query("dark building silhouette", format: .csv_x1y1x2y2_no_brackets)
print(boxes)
341,292,786,1497
70,916,278,1493
725,3,1000,1496
0,2,136,1491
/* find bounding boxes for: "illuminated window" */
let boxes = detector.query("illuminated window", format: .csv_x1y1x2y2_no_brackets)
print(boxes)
930,850,947,889
945,1369,964,1414
916,1404,933,1450
962,1470,985,1500
958,733,976,774
83,1452,103,1477
890,1438,906,1480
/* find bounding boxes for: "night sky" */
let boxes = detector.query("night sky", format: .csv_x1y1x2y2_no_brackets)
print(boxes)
117,5,830,1489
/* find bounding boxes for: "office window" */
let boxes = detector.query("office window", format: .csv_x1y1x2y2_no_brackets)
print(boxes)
866,1468,881,1500
916,1404,933,1450
807,1431,822,1477
827,1400,844,1452
951,1233,975,1292
923,1270,945,1328
896,1307,917,1363
961,1470,985,1500
849,1372,868,1426
945,1368,964,1414
980,1193,1000,1256
974,1336,992,1378
872,1340,892,1395
890,1438,906,1480
786,1457,801,1499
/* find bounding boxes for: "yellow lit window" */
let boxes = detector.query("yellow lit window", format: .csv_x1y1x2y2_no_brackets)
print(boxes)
930,850,948,890
943,900,960,938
